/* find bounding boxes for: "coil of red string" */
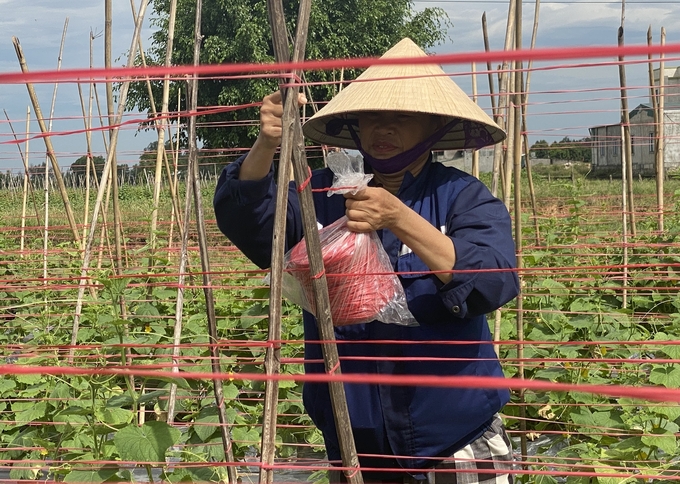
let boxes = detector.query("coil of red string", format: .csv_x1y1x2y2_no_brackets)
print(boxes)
285,216,398,326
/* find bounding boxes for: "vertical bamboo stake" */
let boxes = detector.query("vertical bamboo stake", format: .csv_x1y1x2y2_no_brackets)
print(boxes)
135,0,182,258
522,0,541,245
43,136,50,283
617,21,636,237
105,0,127,278
42,19,69,284
168,88,183,252
656,29,665,231
483,46,503,195
481,13,498,120
182,2,238,481
70,0,150,360
12,35,81,248
503,64,515,207
76,32,97,243
21,108,30,257
268,2,364,483
4,109,41,229
513,0,528,468
259,1,314,481
471,62,480,178
491,0,516,199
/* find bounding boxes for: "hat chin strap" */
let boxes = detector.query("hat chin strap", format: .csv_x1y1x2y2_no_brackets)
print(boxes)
347,119,460,175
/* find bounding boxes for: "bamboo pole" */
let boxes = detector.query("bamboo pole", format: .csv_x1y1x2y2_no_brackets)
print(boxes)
481,13,497,120
168,88,183,253
513,0,528,468
482,15,503,198
166,137,192,425
181,2,238,481
656,28,665,232
521,0,542,245
70,0,150,360
259,1,314,481
134,0,183,258
75,32,98,243
105,0,128,279
647,27,660,232
471,62,480,178
617,21,636,237
43,135,49,283
12,35,81,249
21,108,30,257
503,64,515,208
4,109,41,229
492,1,517,199
268,2,364,483
42,19,70,284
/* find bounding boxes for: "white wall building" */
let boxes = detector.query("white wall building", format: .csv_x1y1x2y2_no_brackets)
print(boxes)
589,67,680,176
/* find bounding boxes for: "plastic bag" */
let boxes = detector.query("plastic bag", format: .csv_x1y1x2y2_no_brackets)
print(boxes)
282,151,417,327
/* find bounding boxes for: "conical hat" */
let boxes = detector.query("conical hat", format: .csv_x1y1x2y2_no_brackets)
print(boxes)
302,38,505,151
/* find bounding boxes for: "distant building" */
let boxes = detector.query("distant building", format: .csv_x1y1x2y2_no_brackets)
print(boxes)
589,67,680,176
434,148,495,172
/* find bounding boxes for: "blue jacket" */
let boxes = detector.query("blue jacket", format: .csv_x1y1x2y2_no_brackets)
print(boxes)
213,155,519,473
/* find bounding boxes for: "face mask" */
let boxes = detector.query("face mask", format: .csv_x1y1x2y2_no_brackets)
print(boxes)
326,118,461,174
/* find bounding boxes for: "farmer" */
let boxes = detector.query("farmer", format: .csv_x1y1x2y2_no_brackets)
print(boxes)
214,38,519,484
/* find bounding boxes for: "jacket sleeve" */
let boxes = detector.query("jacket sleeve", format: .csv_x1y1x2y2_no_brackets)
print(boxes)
437,180,519,318
212,155,303,269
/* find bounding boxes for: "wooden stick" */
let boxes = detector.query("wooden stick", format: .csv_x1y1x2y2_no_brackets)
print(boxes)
471,62,480,178
131,0,184,258
647,27,660,232
180,1,238,481
481,13,498,120
168,88,183,253
4,109,41,228
259,1,315,481
522,0,542,245
482,15,502,198
12,35,81,248
513,0,528,468
21,108,30,258
268,2,364,483
70,0,150,361
42,19,70,285
657,28,665,232
618,10,630,309
76,34,97,243
105,0,128,287
617,21,637,237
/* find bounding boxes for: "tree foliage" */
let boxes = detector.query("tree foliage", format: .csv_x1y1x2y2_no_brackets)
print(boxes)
531,137,592,163
127,0,450,151
69,155,106,178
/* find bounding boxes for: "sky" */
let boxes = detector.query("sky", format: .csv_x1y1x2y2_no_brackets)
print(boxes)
0,0,679,174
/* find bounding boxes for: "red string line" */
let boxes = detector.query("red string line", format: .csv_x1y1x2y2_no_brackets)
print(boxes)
0,103,260,146
2,365,680,404
1,42,680,85
297,166,312,192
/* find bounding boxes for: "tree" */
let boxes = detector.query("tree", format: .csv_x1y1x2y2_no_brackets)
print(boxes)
548,137,592,163
127,0,450,152
70,155,106,179
131,140,189,180
530,140,550,159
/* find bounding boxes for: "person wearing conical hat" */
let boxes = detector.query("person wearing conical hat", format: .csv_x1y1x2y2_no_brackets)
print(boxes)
215,38,519,483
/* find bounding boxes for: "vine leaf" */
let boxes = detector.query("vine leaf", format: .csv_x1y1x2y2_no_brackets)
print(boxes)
113,421,180,464
64,467,118,483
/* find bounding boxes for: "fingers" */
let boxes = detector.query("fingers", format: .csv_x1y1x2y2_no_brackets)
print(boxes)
258,90,308,150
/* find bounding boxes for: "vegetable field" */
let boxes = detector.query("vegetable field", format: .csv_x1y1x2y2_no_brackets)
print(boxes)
1,175,679,483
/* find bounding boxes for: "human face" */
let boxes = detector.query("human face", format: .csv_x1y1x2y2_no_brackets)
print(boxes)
355,111,441,159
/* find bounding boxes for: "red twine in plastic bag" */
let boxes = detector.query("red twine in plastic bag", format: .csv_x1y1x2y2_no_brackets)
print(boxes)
285,217,399,326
